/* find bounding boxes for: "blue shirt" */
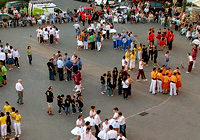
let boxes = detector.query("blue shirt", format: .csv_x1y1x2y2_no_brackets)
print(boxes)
65,60,73,69
83,36,87,42
96,35,101,42
77,60,82,69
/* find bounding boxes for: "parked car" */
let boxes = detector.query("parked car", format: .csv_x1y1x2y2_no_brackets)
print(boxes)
115,1,133,7
79,7,94,15
94,0,115,7
5,1,28,14
0,13,14,22
149,1,164,11
112,6,131,16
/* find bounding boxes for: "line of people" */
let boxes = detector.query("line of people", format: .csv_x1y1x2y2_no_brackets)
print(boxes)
0,101,22,139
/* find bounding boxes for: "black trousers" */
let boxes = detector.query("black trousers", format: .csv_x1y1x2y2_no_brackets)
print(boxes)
123,88,128,99
50,34,54,44
14,57,20,67
113,78,117,88
106,30,109,39
168,41,172,50
149,50,153,61
95,124,100,140
7,124,11,134
91,41,95,50
58,68,63,81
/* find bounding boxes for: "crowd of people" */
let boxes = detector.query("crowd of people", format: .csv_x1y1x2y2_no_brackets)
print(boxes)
71,107,127,140
0,101,22,139
36,24,60,45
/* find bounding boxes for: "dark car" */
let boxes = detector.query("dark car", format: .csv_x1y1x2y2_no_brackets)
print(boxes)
0,13,14,22
5,1,28,14
149,1,164,11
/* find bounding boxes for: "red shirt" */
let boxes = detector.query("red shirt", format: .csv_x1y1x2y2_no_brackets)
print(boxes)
149,33,155,41
170,33,174,42
81,14,86,21
72,73,81,85
166,31,171,38
88,14,92,20
159,40,166,46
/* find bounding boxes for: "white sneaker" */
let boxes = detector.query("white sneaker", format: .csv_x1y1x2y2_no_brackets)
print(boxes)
186,71,189,74
65,79,68,82
18,67,20,68
136,79,140,82
111,95,114,97
144,79,148,81
101,92,104,94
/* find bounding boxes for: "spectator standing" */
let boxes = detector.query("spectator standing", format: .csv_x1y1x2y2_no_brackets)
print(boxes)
47,59,55,81
15,79,24,105
27,46,32,65
13,48,20,68
57,58,64,81
45,86,54,115
65,57,73,81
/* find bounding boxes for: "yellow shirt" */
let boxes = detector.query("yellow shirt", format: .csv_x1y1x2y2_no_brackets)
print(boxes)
166,70,172,77
11,112,16,120
130,54,135,61
157,73,163,80
0,116,7,125
4,105,11,113
170,75,177,83
133,48,137,55
151,71,157,79
177,75,181,82
125,52,130,59
163,76,170,82
138,46,142,52
15,114,21,123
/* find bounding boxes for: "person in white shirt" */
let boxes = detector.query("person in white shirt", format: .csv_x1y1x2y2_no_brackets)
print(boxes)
73,22,80,36
40,13,46,23
107,125,117,140
36,27,41,42
186,53,193,73
136,59,147,81
13,48,20,68
55,28,60,44
15,79,24,105
81,127,97,140
118,112,126,137
117,132,127,140
94,110,102,140
57,58,64,81
49,27,54,44
105,23,110,39
0,50,6,65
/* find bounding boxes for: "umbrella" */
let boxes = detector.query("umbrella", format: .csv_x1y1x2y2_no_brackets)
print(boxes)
192,39,200,45
109,29,117,33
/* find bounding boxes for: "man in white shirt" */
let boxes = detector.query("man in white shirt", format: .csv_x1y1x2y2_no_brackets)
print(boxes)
13,48,20,68
118,112,126,137
73,22,80,34
186,53,193,73
15,79,24,105
0,50,6,65
105,23,110,39
40,13,46,23
81,127,96,140
136,59,147,81
107,125,117,140
94,110,101,140
57,58,64,81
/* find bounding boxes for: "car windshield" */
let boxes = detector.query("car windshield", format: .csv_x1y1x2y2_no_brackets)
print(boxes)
84,9,92,12
150,2,162,7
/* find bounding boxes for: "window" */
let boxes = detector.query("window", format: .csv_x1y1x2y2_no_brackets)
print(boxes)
54,8,62,13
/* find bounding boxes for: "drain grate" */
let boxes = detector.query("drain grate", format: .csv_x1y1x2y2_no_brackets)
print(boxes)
139,112,148,116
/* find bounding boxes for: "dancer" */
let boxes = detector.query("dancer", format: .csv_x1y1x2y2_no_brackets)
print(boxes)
71,115,83,140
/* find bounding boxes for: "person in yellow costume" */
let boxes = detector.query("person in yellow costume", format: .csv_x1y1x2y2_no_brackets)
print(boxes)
129,51,135,71
11,107,16,132
14,110,21,137
4,101,11,113
0,112,7,138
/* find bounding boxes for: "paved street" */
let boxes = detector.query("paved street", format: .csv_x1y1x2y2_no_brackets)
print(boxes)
0,0,200,140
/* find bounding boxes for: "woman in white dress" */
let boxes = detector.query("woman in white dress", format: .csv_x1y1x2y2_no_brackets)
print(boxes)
108,107,120,132
98,119,110,140
55,28,60,44
84,106,96,127
43,28,49,45
71,115,83,140
36,27,41,42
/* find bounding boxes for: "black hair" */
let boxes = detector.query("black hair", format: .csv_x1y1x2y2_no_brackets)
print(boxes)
96,110,101,114
109,125,113,130
85,121,90,126
114,107,118,111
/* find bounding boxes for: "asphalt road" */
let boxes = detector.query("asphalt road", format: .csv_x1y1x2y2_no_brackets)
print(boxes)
0,0,200,140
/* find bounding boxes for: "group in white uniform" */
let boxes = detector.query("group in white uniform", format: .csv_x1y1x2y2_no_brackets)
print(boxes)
71,107,127,140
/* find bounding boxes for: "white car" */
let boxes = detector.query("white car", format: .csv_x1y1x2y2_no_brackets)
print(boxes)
112,6,131,16
94,0,115,7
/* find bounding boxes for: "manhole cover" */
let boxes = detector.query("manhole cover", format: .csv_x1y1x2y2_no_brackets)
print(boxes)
134,35,138,37
139,112,148,116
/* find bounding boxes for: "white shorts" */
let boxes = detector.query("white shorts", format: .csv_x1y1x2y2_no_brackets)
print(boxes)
47,103,53,108
75,85,81,92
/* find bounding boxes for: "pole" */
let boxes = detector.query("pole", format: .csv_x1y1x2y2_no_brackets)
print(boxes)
182,0,186,12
